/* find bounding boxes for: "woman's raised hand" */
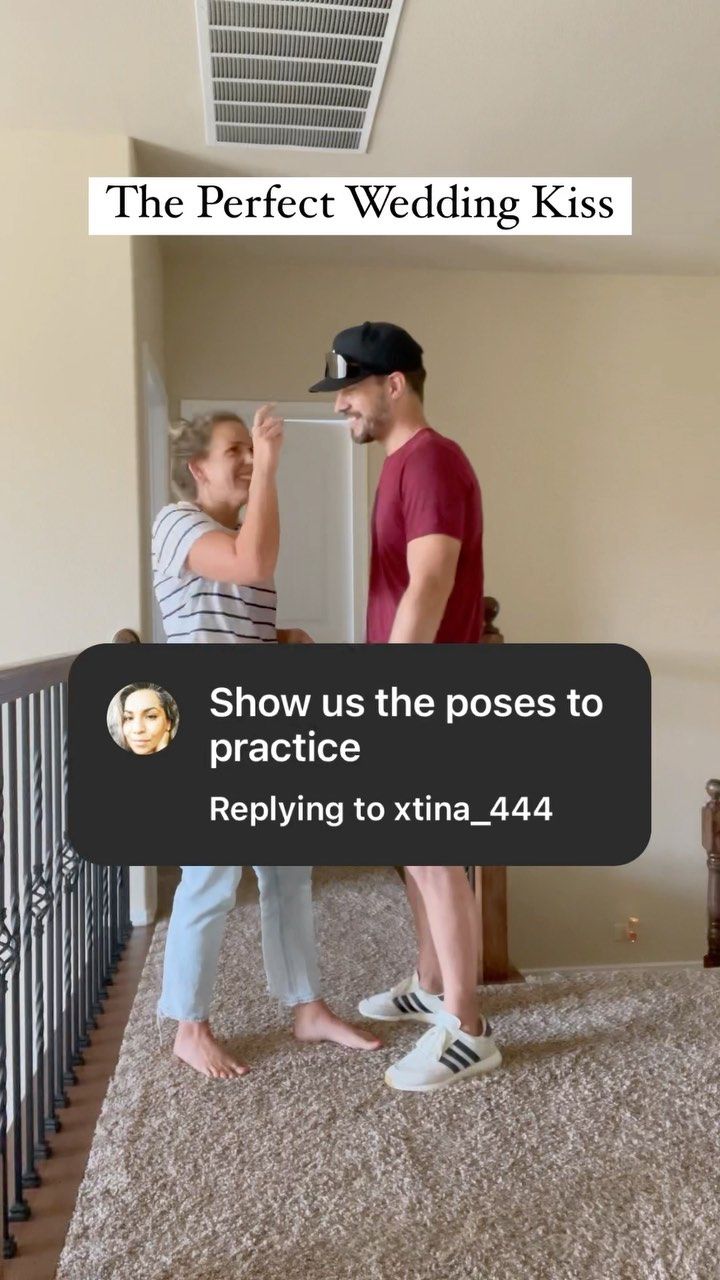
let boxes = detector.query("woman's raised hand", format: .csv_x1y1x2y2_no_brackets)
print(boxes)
252,403,284,474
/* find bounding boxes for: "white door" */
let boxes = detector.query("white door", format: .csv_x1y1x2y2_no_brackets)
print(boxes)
181,399,368,642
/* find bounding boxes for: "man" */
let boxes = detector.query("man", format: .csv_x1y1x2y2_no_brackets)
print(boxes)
309,321,501,1092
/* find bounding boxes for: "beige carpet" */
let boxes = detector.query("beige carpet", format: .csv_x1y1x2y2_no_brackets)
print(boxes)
56,867,720,1280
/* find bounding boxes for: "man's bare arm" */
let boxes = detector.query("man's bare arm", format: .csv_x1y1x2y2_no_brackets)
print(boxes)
388,534,461,643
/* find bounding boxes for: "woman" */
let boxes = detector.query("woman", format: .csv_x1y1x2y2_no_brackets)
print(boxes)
109,683,178,754
152,404,380,1079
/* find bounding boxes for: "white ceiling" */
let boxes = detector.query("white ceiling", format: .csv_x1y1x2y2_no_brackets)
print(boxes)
3,0,719,273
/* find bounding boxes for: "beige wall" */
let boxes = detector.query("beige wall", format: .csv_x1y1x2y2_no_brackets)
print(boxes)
0,130,142,664
164,254,719,967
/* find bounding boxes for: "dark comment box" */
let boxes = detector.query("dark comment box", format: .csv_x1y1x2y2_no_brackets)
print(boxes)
68,643,650,866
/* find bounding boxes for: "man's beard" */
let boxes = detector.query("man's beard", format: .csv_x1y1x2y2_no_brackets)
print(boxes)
349,410,389,445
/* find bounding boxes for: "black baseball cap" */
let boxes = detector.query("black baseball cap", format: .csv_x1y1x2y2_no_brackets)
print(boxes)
309,321,424,393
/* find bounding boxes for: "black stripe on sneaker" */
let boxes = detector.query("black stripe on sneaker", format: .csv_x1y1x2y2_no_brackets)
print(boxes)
449,1040,482,1066
443,1046,473,1070
406,993,432,1014
439,1054,462,1073
393,996,412,1013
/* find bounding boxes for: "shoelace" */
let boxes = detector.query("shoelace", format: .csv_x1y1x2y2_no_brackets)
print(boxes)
414,1015,487,1061
389,975,415,998
414,1021,456,1060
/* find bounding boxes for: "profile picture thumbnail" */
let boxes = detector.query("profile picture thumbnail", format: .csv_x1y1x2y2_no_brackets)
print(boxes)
107,683,180,756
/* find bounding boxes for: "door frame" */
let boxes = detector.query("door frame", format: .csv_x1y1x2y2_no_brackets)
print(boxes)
143,345,170,643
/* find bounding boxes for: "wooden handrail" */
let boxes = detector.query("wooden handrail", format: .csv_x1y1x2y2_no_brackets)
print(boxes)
0,630,141,703
0,655,75,704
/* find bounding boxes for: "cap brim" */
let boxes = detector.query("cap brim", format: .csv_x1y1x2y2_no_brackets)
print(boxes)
308,372,372,393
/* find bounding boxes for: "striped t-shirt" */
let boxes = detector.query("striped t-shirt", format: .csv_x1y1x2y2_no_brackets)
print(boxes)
151,502,277,645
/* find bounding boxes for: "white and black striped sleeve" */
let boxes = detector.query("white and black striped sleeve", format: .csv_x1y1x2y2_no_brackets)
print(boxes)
152,505,218,580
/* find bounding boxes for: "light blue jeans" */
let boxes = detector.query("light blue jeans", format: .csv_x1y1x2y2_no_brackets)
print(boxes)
158,865,322,1022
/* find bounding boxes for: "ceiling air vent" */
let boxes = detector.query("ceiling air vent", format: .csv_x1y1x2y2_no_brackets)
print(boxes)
195,0,406,152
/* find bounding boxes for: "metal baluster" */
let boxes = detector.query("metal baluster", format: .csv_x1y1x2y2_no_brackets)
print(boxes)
60,686,81,1086
5,702,28,1221
83,858,96,1040
101,866,112,994
51,685,68,1112
65,677,84,1071
123,866,132,943
41,688,60,1136
76,845,89,1052
71,843,82,1068
101,865,108,1002
118,866,127,943
30,693,51,1161
19,696,40,1188
90,865,99,1019
94,864,106,1013
61,839,79,1088
1,706,19,1256
114,866,124,964
108,861,119,974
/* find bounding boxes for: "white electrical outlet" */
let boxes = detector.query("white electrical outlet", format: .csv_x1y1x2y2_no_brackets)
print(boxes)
613,923,627,941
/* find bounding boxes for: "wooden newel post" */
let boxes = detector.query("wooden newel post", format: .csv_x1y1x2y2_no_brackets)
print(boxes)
112,628,141,644
702,779,720,968
474,595,521,982
482,597,503,644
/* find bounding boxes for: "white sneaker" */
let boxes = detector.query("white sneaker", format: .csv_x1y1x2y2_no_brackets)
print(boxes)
384,1012,502,1093
358,973,444,1025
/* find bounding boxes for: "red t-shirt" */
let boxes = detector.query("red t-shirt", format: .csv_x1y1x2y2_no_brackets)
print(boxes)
367,427,484,643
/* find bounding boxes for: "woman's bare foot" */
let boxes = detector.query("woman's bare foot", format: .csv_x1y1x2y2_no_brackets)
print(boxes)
173,1020,250,1080
293,1000,382,1050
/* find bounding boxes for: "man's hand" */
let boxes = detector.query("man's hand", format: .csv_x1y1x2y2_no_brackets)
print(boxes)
251,403,284,475
277,628,315,644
